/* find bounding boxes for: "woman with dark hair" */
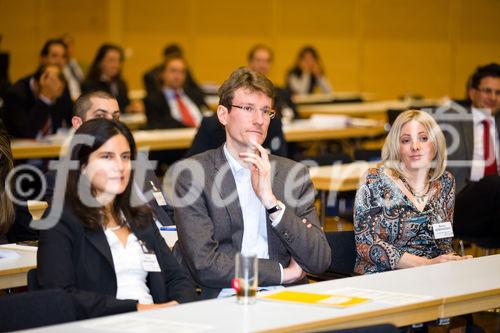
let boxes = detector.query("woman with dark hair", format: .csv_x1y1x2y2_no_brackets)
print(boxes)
0,122,15,242
286,46,332,95
37,119,197,319
82,44,130,112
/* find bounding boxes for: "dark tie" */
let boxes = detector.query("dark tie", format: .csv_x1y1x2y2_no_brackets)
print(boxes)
40,116,52,137
175,92,196,127
482,119,498,176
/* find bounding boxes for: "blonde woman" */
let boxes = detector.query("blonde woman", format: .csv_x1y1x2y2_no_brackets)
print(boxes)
354,110,471,274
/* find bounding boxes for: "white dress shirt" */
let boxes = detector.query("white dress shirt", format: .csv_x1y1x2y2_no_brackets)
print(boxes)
163,88,202,127
218,144,285,297
470,107,500,181
288,72,332,94
104,228,153,305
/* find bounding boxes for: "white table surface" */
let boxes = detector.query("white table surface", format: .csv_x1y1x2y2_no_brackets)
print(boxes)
20,254,500,333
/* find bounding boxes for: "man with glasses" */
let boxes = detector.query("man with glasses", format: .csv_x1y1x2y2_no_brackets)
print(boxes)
443,63,500,238
172,67,330,299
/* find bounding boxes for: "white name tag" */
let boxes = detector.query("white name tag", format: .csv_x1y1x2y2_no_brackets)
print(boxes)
433,222,454,239
153,191,167,207
142,253,161,272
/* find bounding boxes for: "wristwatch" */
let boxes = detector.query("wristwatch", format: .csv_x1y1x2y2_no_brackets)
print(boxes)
266,203,282,215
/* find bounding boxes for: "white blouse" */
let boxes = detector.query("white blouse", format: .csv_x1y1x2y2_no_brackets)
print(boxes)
104,229,154,304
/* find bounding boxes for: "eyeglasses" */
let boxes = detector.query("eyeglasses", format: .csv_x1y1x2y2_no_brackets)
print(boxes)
230,104,276,119
477,87,500,97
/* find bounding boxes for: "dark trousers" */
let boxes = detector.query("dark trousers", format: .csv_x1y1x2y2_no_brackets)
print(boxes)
454,175,500,238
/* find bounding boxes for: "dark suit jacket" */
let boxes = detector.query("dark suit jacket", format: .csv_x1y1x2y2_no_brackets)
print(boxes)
441,106,500,193
44,167,174,226
144,89,207,129
143,65,204,98
2,75,73,138
37,207,197,319
186,115,287,157
81,78,129,112
275,87,299,119
172,146,331,299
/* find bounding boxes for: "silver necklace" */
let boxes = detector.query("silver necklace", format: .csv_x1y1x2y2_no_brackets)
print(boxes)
106,224,123,232
398,175,430,205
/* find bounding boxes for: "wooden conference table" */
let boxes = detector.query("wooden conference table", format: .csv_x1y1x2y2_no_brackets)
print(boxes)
309,161,379,225
297,98,446,121
0,244,37,290
23,254,500,332
11,121,386,160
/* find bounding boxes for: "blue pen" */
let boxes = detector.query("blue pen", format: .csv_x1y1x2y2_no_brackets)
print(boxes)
160,226,177,231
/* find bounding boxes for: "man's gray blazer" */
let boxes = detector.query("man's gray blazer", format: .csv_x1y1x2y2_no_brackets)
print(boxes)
172,145,331,298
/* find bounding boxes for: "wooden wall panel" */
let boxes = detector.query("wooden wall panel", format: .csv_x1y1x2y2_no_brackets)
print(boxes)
1,0,499,99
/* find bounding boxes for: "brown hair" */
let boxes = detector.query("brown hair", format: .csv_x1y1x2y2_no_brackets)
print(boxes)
66,119,152,230
0,128,15,235
247,44,273,63
218,67,275,110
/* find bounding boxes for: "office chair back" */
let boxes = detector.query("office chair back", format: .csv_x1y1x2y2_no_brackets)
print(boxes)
27,268,40,291
325,230,357,276
0,289,77,332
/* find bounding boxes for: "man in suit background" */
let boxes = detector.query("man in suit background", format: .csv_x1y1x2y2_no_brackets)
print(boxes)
442,63,500,238
143,43,204,98
2,38,73,139
172,68,330,299
144,54,207,129
247,44,298,121
44,90,174,226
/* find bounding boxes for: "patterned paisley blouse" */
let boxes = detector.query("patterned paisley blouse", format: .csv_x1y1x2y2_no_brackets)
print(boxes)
354,167,456,274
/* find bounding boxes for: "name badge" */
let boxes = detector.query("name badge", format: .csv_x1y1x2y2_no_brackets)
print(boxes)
139,239,161,272
432,222,454,239
153,191,167,207
142,253,161,272
150,181,167,206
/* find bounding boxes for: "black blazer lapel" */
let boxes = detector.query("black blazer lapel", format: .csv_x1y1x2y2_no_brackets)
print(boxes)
212,146,244,250
85,228,114,269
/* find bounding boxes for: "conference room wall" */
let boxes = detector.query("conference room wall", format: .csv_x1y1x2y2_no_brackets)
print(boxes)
0,0,499,100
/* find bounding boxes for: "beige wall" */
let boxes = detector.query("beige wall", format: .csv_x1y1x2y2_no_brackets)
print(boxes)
1,0,499,99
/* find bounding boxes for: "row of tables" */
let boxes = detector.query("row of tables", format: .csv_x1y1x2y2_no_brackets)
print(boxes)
12,119,386,160
14,254,500,332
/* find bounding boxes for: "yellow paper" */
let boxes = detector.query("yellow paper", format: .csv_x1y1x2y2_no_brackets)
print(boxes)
260,290,369,308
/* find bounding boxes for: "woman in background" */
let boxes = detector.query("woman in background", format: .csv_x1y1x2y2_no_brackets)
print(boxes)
0,122,15,243
82,44,131,112
286,46,332,95
354,110,471,274
37,119,197,319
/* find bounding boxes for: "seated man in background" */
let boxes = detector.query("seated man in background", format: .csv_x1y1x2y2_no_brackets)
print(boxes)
2,38,73,138
44,90,174,226
247,44,297,121
144,54,207,129
173,68,331,299
143,43,204,98
442,63,500,239
186,45,290,158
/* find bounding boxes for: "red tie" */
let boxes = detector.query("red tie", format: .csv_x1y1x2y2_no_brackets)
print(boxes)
482,119,498,176
175,92,196,127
